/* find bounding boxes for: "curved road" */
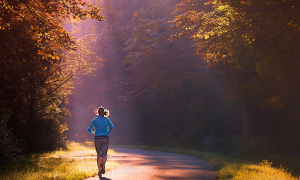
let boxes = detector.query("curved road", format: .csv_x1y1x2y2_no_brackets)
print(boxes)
84,148,218,180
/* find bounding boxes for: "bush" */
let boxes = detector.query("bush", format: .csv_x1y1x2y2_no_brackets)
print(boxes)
0,115,22,166
197,135,270,156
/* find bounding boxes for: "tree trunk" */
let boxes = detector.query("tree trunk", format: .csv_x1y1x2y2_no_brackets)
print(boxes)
298,97,300,150
27,90,37,151
203,93,210,133
243,99,249,135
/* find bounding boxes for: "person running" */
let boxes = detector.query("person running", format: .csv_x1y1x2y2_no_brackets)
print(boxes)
88,106,114,177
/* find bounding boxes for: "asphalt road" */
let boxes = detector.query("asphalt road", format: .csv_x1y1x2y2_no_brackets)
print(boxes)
84,148,218,180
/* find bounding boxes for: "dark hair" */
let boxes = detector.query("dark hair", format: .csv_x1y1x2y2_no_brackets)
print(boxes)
97,106,109,117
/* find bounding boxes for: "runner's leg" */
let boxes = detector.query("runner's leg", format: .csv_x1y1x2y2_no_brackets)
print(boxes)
95,138,103,175
97,157,102,172
102,156,107,166
101,137,109,173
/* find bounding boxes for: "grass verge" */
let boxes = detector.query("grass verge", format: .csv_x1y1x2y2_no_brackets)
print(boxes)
0,142,119,180
111,144,299,180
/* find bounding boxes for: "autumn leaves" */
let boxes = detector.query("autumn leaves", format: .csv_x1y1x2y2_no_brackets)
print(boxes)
0,0,104,156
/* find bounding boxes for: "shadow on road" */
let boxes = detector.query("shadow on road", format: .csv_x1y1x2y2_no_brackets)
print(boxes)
99,177,112,180
100,177,112,180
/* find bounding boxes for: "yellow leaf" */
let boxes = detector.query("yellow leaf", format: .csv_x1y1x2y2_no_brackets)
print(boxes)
37,51,44,55
218,5,228,11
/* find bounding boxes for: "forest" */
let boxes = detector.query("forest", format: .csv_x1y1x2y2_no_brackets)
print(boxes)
1,0,300,166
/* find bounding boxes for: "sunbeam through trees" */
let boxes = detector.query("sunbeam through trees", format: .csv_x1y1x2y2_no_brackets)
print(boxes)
1,0,300,172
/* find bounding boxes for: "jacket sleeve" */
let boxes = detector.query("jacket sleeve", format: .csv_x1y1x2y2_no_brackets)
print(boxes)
87,119,95,134
107,118,114,134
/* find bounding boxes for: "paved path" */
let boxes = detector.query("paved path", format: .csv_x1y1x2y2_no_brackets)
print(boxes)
84,148,218,180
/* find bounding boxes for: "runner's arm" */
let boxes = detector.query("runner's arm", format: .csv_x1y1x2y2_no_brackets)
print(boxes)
87,120,95,134
107,118,114,134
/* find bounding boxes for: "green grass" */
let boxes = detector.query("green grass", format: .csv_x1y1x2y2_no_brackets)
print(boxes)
0,142,119,180
111,144,300,180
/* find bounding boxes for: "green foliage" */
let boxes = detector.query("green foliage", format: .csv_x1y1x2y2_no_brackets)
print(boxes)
172,0,300,109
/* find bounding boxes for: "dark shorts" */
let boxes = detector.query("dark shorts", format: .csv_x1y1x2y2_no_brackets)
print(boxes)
94,136,109,157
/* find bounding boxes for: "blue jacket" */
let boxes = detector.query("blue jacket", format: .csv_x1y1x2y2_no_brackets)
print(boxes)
88,115,114,136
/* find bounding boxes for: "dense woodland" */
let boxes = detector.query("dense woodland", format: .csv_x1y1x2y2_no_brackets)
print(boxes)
1,0,300,166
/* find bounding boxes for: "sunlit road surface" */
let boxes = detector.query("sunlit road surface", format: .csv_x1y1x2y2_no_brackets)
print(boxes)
84,148,218,180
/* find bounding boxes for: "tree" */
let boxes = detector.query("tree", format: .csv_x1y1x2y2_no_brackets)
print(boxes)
0,0,104,154
172,0,300,137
